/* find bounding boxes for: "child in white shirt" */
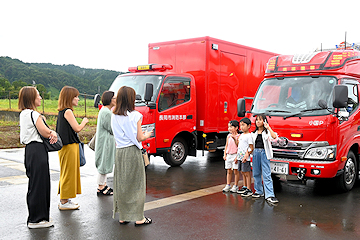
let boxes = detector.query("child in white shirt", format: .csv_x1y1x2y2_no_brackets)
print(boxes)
236,118,254,197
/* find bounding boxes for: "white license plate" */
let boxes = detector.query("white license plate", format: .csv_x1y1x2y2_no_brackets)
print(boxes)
270,162,289,174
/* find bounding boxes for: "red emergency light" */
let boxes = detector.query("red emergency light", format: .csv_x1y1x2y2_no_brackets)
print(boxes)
266,50,360,73
128,64,173,73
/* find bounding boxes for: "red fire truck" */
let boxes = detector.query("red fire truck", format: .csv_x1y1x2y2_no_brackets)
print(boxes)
238,43,360,191
105,37,276,166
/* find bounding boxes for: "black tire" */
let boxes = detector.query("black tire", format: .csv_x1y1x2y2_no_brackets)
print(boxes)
337,151,357,192
163,137,188,166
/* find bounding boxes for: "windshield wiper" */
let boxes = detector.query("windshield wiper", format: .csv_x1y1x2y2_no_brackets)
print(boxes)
265,109,292,113
283,108,323,119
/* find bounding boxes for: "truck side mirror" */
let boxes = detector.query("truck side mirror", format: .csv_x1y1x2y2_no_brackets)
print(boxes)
94,94,100,108
333,85,348,108
144,83,153,102
237,98,246,117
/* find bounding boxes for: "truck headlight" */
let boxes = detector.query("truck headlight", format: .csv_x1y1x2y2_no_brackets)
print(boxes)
304,146,336,160
141,123,155,138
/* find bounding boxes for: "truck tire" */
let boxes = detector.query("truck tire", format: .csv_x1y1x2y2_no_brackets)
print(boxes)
337,151,357,192
163,137,188,166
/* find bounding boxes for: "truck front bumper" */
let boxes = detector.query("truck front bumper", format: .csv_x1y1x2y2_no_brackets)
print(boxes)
270,158,341,179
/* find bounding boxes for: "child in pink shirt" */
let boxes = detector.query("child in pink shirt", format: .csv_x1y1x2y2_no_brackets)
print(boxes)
222,120,240,192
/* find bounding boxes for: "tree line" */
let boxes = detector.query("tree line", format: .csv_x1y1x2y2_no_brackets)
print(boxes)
0,57,125,99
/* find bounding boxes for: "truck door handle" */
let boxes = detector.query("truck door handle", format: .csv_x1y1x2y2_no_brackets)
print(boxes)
187,115,193,119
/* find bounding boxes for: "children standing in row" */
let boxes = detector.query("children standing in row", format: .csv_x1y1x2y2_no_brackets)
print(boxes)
236,118,253,197
222,120,240,193
222,116,279,204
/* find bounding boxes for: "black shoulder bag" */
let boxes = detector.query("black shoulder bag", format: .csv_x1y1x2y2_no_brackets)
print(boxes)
31,111,63,152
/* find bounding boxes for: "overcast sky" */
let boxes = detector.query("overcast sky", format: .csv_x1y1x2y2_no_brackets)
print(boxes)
1,0,360,72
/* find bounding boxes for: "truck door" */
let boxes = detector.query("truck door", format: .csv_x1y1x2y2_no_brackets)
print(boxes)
156,76,195,149
220,52,245,130
339,80,359,151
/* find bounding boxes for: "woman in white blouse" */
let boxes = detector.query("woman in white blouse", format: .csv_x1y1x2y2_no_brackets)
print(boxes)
19,86,58,229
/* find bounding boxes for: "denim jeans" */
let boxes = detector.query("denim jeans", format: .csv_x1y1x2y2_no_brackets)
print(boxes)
252,148,275,199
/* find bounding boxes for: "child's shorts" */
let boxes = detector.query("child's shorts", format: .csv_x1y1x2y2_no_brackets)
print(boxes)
239,161,251,172
225,153,238,170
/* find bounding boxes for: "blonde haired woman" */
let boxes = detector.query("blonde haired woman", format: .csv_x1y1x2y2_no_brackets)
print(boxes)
56,86,88,210
19,86,57,228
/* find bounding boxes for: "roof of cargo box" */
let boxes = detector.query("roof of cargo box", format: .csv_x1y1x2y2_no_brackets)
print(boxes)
148,36,278,55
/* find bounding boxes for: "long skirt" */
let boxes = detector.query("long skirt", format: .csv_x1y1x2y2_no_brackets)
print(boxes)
58,143,81,199
113,145,146,221
25,141,50,223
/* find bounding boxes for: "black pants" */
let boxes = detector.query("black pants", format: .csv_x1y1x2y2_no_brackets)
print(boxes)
25,142,50,223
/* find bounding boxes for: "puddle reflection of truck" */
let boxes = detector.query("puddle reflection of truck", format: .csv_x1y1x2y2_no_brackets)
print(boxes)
238,43,360,191
100,37,276,166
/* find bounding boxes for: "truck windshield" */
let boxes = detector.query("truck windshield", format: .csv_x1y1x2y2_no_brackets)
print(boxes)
252,76,336,117
109,74,163,106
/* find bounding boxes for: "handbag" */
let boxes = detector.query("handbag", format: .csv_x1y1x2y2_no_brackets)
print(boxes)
88,134,96,151
31,111,63,152
79,142,86,166
141,148,150,167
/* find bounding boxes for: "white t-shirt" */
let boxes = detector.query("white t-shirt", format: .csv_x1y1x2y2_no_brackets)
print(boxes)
111,110,143,149
237,133,253,161
19,109,42,145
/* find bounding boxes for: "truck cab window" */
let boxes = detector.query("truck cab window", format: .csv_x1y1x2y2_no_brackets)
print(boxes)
159,77,191,112
340,82,359,115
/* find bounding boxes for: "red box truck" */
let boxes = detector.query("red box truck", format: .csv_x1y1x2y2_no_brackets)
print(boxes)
107,36,277,166
237,43,360,191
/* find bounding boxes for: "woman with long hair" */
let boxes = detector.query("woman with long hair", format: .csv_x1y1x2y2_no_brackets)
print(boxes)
251,113,279,204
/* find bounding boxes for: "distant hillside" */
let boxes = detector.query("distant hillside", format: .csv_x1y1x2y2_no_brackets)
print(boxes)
0,57,125,95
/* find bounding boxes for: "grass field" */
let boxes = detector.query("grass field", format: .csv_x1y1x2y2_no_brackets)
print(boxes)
0,98,99,123
0,98,98,148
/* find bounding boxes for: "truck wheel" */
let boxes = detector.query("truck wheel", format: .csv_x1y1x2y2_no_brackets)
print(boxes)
163,137,188,166
337,151,357,192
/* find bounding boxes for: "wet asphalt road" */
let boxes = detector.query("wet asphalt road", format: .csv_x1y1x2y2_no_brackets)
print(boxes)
1,147,360,240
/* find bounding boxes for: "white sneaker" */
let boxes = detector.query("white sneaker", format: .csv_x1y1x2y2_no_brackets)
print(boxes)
230,185,239,193
59,200,80,210
28,220,54,229
222,185,231,192
68,199,78,205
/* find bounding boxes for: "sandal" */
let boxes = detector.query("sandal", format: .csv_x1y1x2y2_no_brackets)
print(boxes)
135,217,152,226
97,185,113,196
119,221,130,225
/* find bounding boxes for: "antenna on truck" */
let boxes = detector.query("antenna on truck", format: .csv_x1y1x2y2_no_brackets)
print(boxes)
345,31,347,50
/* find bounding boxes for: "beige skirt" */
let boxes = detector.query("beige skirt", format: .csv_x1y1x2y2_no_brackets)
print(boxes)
113,145,146,221
58,143,81,199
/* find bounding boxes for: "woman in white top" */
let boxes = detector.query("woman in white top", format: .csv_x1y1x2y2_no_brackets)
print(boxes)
19,86,58,229
111,86,153,226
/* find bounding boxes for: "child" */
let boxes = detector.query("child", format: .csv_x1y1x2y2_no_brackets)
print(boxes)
251,114,279,204
236,118,254,197
222,120,240,193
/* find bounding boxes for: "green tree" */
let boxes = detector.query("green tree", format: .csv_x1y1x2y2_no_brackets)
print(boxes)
0,76,12,98
36,84,50,99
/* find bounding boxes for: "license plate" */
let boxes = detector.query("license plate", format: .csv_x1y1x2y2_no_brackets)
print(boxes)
270,161,289,174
